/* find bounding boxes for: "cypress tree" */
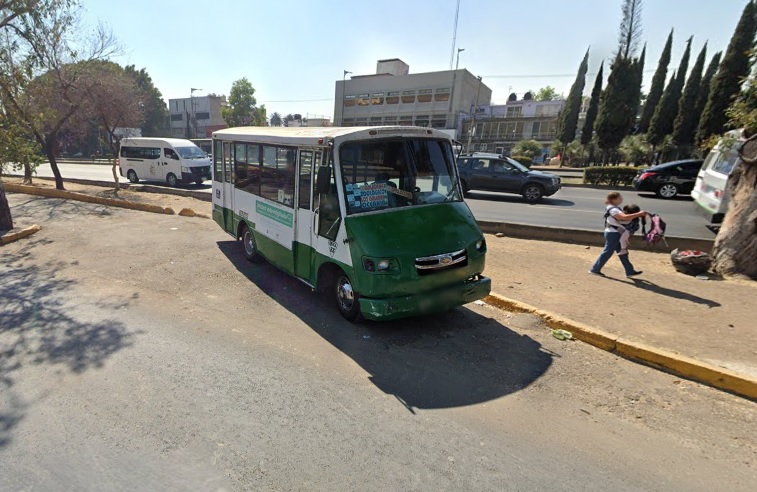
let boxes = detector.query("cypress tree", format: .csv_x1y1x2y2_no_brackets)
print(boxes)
556,49,589,144
596,56,640,154
672,43,708,149
692,51,722,134
648,38,692,146
581,62,603,145
639,30,673,132
697,0,757,145
631,45,646,124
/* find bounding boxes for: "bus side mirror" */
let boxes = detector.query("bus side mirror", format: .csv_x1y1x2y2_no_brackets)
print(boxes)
316,166,332,194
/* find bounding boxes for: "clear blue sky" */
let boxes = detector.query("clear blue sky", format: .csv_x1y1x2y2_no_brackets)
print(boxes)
82,0,748,120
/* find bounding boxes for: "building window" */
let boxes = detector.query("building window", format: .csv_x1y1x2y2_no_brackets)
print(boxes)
355,118,368,126
344,95,356,107
356,94,370,106
531,121,541,137
260,146,296,207
506,106,522,118
371,93,384,105
385,91,400,104
384,117,397,125
431,118,447,128
434,88,451,102
417,89,433,103
401,90,416,104
195,112,210,120
170,113,183,122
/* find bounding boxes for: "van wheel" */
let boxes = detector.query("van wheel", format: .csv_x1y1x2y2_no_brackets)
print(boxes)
240,224,260,262
127,170,138,183
657,183,678,199
335,271,361,322
166,173,178,187
522,184,544,203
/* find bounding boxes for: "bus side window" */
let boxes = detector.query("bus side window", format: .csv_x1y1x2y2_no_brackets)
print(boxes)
213,140,223,182
317,151,340,240
298,150,313,210
223,142,233,183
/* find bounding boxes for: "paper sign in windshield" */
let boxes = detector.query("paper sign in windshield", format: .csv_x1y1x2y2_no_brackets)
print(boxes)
358,183,389,208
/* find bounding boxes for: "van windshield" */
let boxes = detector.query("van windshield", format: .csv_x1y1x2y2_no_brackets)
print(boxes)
175,146,207,160
339,138,461,215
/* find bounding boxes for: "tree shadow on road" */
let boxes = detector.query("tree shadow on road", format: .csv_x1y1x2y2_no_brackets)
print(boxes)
0,239,138,448
216,241,553,412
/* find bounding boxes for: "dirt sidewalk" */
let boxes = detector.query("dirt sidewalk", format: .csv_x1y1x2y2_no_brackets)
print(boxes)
484,235,757,379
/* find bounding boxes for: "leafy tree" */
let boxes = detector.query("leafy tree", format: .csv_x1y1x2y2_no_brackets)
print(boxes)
639,29,673,133
221,77,266,127
648,37,692,148
124,65,167,137
692,51,723,142
672,43,707,153
615,0,643,60
0,113,43,230
619,134,650,165
581,61,603,146
697,0,757,146
534,86,559,101
270,112,283,127
556,50,589,147
511,139,543,159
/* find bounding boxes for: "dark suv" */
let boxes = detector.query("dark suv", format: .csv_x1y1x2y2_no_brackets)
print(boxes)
632,159,703,198
457,155,561,203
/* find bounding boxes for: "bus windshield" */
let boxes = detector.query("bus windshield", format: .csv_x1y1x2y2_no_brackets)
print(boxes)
339,138,461,214
175,145,208,160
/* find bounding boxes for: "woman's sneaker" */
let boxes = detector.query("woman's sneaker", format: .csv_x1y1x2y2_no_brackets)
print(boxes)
626,271,643,277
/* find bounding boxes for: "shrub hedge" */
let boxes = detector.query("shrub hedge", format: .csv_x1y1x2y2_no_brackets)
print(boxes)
511,155,533,168
583,166,641,186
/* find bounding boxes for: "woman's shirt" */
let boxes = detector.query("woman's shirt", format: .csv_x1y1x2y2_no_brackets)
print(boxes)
605,205,626,233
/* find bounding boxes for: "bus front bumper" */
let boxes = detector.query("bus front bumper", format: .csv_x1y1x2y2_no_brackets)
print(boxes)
358,275,492,321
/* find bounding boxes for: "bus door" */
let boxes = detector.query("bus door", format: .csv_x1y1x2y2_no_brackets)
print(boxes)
212,139,224,228
222,142,234,233
294,148,320,281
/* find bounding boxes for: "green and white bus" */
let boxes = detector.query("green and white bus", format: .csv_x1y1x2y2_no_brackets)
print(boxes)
211,126,491,321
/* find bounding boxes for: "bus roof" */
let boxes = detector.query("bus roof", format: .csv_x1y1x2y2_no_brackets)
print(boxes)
121,137,198,147
212,126,454,146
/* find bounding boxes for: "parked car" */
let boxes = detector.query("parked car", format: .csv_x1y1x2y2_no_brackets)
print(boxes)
632,159,703,198
457,156,561,203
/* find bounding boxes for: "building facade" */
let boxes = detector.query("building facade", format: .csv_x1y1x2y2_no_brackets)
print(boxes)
334,59,492,132
459,97,566,161
168,95,227,139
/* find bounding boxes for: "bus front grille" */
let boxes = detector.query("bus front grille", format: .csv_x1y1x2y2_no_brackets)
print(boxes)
415,249,468,276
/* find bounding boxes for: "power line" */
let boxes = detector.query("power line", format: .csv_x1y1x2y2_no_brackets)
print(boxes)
482,70,655,79
259,97,333,103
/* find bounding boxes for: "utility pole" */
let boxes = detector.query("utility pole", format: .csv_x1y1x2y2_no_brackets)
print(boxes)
455,48,465,70
340,70,351,126
449,0,461,69
466,76,483,152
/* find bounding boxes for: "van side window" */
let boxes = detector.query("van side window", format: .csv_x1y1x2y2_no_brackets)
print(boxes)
164,148,179,160
213,140,223,181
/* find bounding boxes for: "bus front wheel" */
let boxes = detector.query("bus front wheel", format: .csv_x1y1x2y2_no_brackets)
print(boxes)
240,225,260,262
335,272,361,322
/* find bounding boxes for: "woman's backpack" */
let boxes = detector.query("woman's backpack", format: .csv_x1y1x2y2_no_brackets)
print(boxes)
642,213,668,246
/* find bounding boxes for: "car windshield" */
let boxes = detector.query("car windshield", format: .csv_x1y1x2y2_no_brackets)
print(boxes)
175,145,207,159
339,138,461,214
506,157,529,172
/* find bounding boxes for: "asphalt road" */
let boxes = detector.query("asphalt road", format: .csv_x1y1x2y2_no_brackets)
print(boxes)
22,162,713,239
2,194,755,491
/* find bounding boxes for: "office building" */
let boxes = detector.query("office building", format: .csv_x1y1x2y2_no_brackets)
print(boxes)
168,94,227,139
334,59,491,132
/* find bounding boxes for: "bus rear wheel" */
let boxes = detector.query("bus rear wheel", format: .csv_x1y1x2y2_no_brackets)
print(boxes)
240,224,259,262
335,272,361,322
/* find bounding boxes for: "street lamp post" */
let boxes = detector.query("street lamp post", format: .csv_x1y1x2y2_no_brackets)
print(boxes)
340,70,351,126
190,88,202,138
455,48,465,70
467,76,483,152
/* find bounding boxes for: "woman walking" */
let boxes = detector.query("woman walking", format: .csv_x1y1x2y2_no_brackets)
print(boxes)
590,192,647,277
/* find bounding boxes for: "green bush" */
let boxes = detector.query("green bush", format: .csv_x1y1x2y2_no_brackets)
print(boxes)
511,155,533,168
583,166,641,186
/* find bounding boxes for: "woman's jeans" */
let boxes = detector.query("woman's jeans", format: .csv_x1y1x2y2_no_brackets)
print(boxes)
591,231,635,275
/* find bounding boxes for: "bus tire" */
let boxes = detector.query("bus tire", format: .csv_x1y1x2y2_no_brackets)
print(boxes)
127,169,138,183
240,224,260,262
166,173,178,187
334,271,361,322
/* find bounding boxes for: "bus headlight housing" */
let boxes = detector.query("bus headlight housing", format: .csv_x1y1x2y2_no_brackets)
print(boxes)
476,239,487,252
362,257,399,273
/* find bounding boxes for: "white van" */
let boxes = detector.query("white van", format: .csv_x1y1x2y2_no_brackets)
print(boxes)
691,130,744,223
119,137,212,186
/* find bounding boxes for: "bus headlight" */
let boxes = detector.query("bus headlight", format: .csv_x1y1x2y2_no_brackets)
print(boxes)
363,257,399,273
476,239,486,252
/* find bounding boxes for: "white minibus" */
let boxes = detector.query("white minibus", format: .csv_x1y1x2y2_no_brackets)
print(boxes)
119,137,212,186
692,130,744,223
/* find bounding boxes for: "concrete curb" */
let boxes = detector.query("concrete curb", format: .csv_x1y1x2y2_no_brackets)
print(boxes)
484,293,757,401
478,221,715,253
0,224,41,245
5,183,175,216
